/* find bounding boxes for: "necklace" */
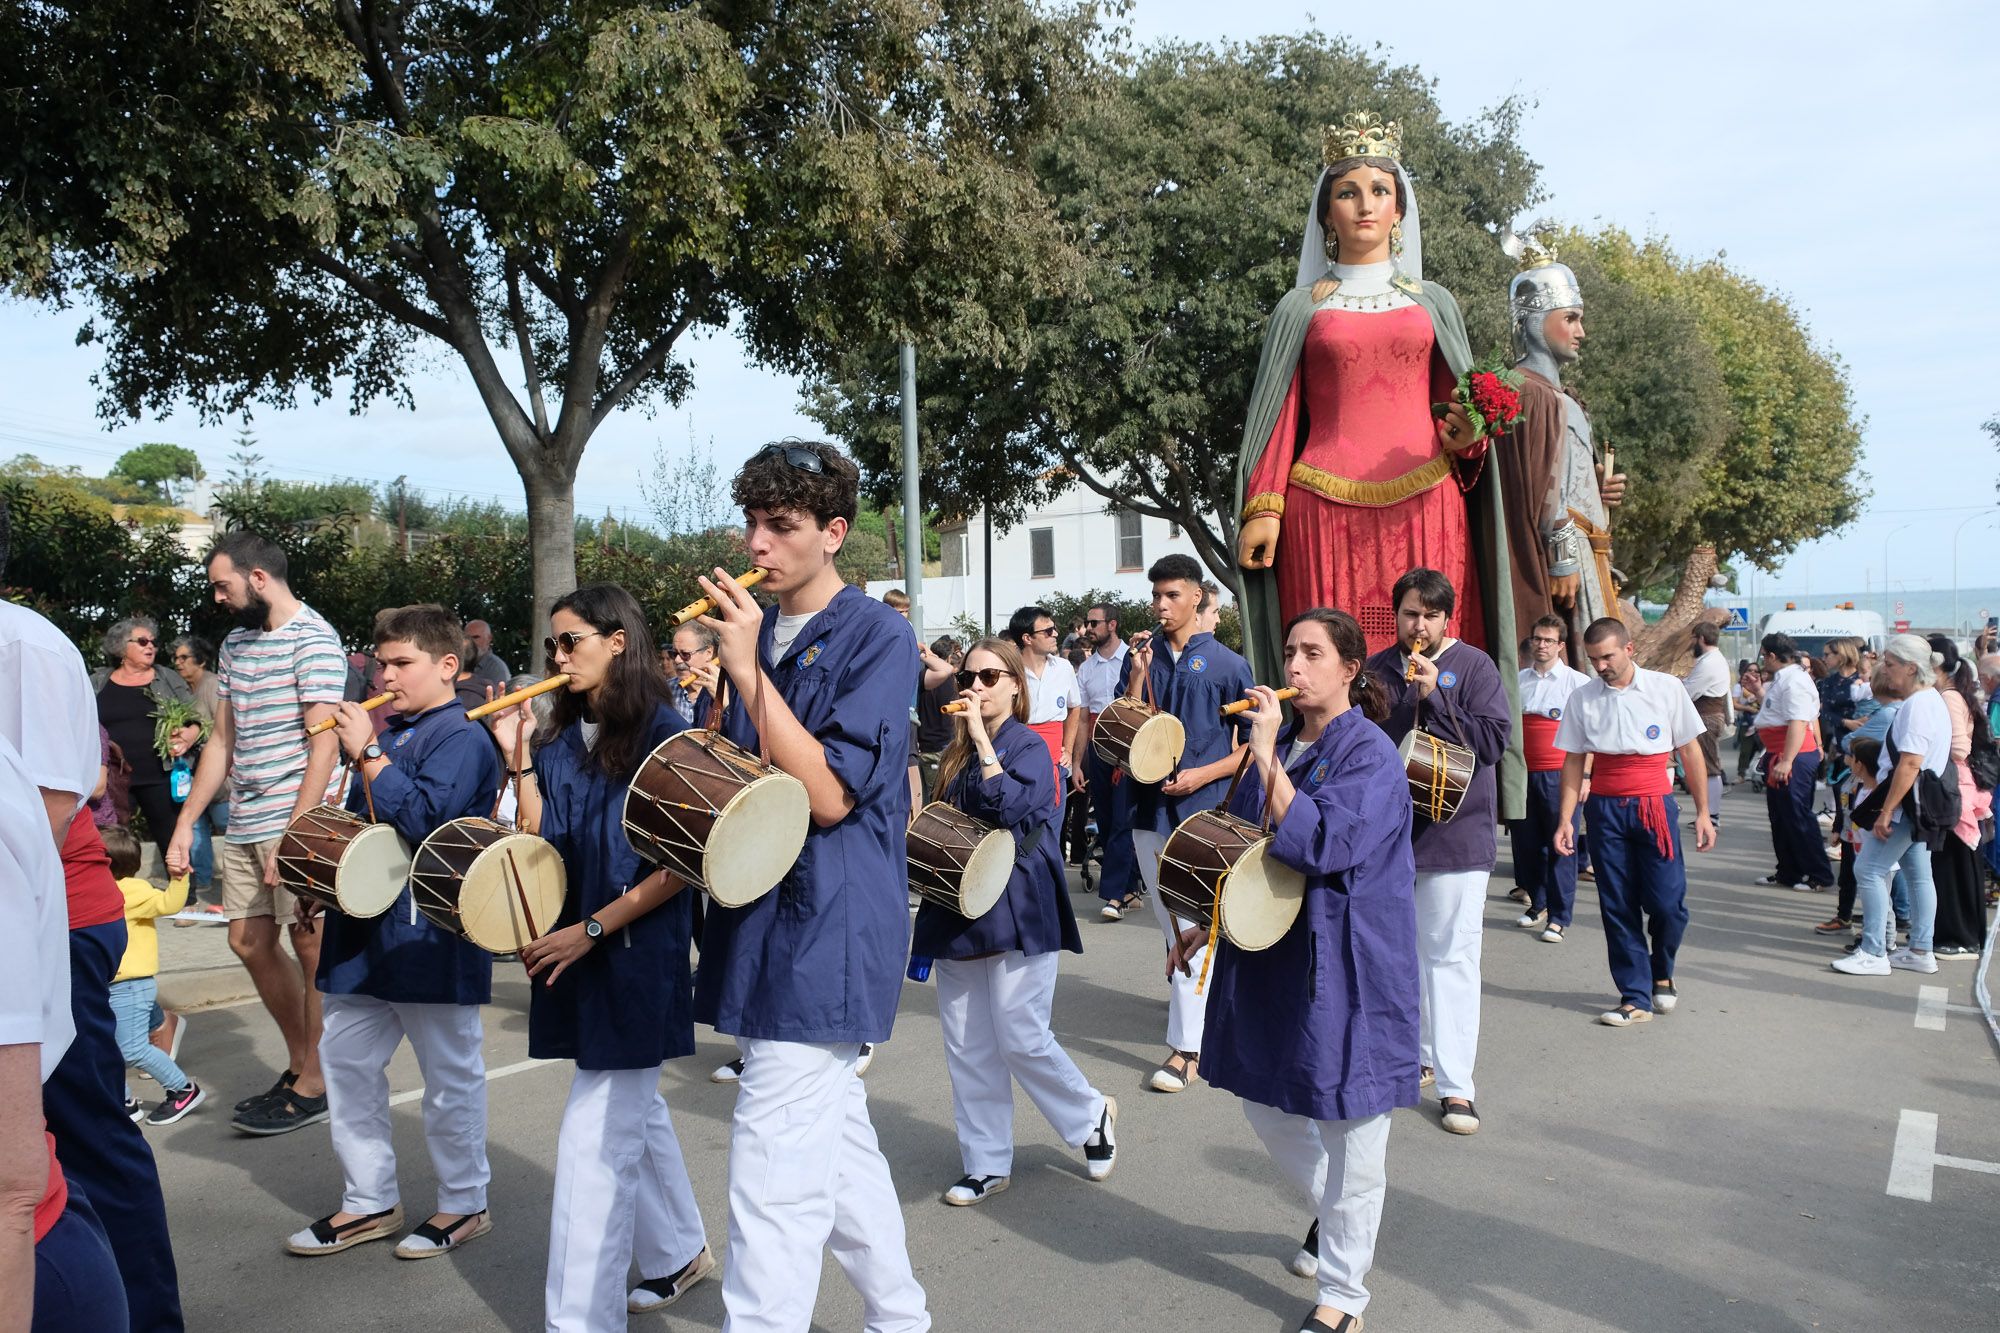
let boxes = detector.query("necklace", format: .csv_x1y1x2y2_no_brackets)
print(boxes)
1316,282,1403,312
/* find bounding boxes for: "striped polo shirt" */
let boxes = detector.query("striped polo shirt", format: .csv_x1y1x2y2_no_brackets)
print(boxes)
219,603,349,843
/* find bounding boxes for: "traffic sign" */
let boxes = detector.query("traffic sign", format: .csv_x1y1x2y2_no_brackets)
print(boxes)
1895,618,1911,632
1722,603,1751,632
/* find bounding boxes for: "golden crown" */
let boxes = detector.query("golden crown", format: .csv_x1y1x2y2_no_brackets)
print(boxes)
1321,112,1402,167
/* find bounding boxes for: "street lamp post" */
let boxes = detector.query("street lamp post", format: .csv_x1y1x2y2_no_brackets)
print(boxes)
1883,520,1919,626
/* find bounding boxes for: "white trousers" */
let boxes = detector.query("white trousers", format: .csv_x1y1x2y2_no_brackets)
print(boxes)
320,993,488,1216
721,1038,929,1333
1134,828,1207,1053
936,952,1104,1177
545,1065,707,1333
1241,1101,1392,1317
1414,868,1487,1101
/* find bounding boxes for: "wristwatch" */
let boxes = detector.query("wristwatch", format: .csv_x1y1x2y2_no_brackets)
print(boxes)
583,916,604,940
361,741,384,762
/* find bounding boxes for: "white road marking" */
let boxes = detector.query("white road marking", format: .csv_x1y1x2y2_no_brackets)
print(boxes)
1916,986,1948,1031
1887,1109,1938,1201
1935,1155,2000,1177
388,1058,553,1108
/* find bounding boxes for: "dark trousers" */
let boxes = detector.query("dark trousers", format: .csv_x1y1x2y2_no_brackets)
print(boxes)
1063,770,1092,864
1765,750,1834,887
33,1176,129,1332
44,921,183,1332
1586,794,1689,1012
1085,746,1136,904
1515,771,1581,926
1932,834,1987,952
127,780,181,862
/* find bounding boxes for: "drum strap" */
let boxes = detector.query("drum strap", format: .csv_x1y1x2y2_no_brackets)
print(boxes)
1417,733,1452,824
492,722,529,822
341,758,378,824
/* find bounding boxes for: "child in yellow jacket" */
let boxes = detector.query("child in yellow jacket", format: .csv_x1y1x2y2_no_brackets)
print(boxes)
104,826,205,1125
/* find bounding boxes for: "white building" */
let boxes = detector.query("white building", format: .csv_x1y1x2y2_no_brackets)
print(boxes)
867,476,1228,639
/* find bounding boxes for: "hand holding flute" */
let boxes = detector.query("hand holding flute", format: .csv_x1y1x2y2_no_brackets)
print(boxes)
1220,687,1298,717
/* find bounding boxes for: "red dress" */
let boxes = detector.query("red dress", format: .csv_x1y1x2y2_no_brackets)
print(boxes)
1243,305,1487,654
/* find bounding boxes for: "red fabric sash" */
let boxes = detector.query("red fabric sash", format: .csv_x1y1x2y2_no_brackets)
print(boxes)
1523,714,1564,772
1029,719,1066,805
1590,752,1675,861
1757,724,1818,759
34,1129,65,1244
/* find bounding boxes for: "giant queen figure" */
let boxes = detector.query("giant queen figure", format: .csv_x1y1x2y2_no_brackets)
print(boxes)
1232,113,1522,809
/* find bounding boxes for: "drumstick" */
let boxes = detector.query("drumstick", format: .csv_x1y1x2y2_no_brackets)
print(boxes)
669,568,768,627
305,691,394,737
1219,687,1299,716
466,674,572,721
503,847,540,943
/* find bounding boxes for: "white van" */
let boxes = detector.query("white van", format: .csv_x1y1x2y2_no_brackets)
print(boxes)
1756,606,1887,658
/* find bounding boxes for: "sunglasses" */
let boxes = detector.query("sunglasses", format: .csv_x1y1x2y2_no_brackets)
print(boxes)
668,647,708,661
1530,636,1562,646
544,629,605,659
1031,626,1059,639
1083,618,1108,628
956,668,1014,690
130,636,156,647
754,442,827,475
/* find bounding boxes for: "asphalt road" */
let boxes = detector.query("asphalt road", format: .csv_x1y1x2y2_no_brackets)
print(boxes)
142,785,2000,1331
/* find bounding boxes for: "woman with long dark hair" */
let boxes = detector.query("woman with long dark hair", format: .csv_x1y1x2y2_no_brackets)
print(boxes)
1173,607,1417,1333
486,583,714,1325
910,638,1114,1207
1926,635,1992,959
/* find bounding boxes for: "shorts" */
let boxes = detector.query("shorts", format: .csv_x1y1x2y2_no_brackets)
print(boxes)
220,837,299,926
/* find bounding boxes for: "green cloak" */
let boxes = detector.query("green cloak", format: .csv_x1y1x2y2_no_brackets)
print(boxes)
1230,281,1526,821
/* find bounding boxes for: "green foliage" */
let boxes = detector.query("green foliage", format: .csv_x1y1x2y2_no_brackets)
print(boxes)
1563,227,1866,579
809,31,1542,585
0,471,200,653
109,442,204,503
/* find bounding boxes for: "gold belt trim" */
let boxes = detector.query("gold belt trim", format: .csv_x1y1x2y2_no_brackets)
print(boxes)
1289,455,1449,508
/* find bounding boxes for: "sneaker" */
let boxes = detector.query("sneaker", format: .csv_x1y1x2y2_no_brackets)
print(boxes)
629,1245,716,1312
1290,1219,1319,1278
235,1069,298,1114
395,1210,492,1261
854,1044,875,1076
1598,1004,1653,1027
1830,950,1891,976
1576,868,1595,882
232,1088,329,1136
1418,1065,1435,1089
149,1011,186,1064
710,1057,745,1085
147,1082,205,1126
1934,945,1979,962
1440,1099,1479,1135
1790,881,1821,893
1652,984,1678,1014
1812,917,1852,935
941,1173,1009,1206
1888,948,1939,974
1539,923,1565,943
1754,874,1787,887
124,1095,146,1123
1515,909,1546,930
286,1205,405,1256
1083,1097,1118,1181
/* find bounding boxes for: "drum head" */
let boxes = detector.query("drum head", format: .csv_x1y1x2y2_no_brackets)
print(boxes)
953,828,1016,920
1217,837,1305,952
334,824,413,919
1125,713,1186,785
460,833,567,953
1395,730,1421,764
702,771,811,908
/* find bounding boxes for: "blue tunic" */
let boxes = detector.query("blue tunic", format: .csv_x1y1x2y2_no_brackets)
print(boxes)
1201,709,1421,1121
530,705,696,1070
909,718,1083,960
1132,632,1254,835
319,702,500,1006
1364,639,1511,872
698,586,919,1044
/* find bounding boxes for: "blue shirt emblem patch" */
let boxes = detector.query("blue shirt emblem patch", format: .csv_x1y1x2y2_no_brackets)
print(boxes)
1438,670,1458,690
1645,723,1661,740
1187,656,1206,674
1309,759,1331,786
1549,707,1562,719
800,642,823,668
393,730,412,748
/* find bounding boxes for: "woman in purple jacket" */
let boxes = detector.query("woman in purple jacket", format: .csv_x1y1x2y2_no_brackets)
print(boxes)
1172,608,1419,1333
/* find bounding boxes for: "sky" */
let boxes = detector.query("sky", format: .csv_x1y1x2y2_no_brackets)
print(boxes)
3,1,1995,599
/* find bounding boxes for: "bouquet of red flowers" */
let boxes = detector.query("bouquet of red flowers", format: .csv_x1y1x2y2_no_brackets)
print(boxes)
1439,359,1525,441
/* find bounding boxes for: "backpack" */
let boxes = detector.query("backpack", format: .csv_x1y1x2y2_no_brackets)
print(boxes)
1851,730,1961,851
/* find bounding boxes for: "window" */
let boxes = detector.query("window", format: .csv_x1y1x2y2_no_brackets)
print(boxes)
1030,527,1055,579
1115,509,1143,571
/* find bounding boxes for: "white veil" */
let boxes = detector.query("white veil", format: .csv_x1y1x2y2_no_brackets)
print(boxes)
1294,160,1423,289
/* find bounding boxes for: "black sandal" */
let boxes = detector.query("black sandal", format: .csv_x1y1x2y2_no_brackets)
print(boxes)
286,1205,403,1255
1300,1312,1361,1332
394,1211,491,1260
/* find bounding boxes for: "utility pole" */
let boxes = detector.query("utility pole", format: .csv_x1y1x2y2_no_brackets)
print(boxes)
395,475,409,556
899,343,924,632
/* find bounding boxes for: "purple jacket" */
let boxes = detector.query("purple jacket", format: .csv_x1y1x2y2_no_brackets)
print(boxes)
1364,639,1509,872
1201,709,1420,1121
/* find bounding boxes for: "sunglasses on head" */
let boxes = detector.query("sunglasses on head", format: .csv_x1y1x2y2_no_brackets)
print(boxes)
956,668,1013,690
544,629,605,660
754,442,827,475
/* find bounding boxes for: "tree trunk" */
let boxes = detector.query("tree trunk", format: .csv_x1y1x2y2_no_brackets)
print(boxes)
1632,543,1727,672
522,463,578,639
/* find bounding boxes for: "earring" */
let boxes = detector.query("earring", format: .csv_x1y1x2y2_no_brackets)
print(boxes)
1390,221,1404,259
1323,231,1338,262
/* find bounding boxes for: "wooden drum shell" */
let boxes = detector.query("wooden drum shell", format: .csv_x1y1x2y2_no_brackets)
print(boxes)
1397,730,1475,823
411,817,567,954
274,804,410,920
906,802,1014,920
1155,809,1304,952
622,730,810,909
1090,697,1186,785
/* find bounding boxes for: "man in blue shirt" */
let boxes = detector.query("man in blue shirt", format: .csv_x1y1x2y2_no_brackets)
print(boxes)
1126,555,1253,1095
288,604,501,1261
694,441,929,1333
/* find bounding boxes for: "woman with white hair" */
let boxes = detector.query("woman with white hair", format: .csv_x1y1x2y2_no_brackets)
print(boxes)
1832,635,1951,976
91,613,202,861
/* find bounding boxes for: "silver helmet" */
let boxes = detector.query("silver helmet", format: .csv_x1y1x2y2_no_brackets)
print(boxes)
1503,232,1583,362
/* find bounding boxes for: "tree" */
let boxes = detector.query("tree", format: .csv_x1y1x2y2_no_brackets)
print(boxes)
108,442,205,505
808,32,1542,588
1565,227,1866,580
1986,414,2000,494
2,1,1111,626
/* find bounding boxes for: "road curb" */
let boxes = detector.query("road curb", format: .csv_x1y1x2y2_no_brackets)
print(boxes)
158,967,258,1012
